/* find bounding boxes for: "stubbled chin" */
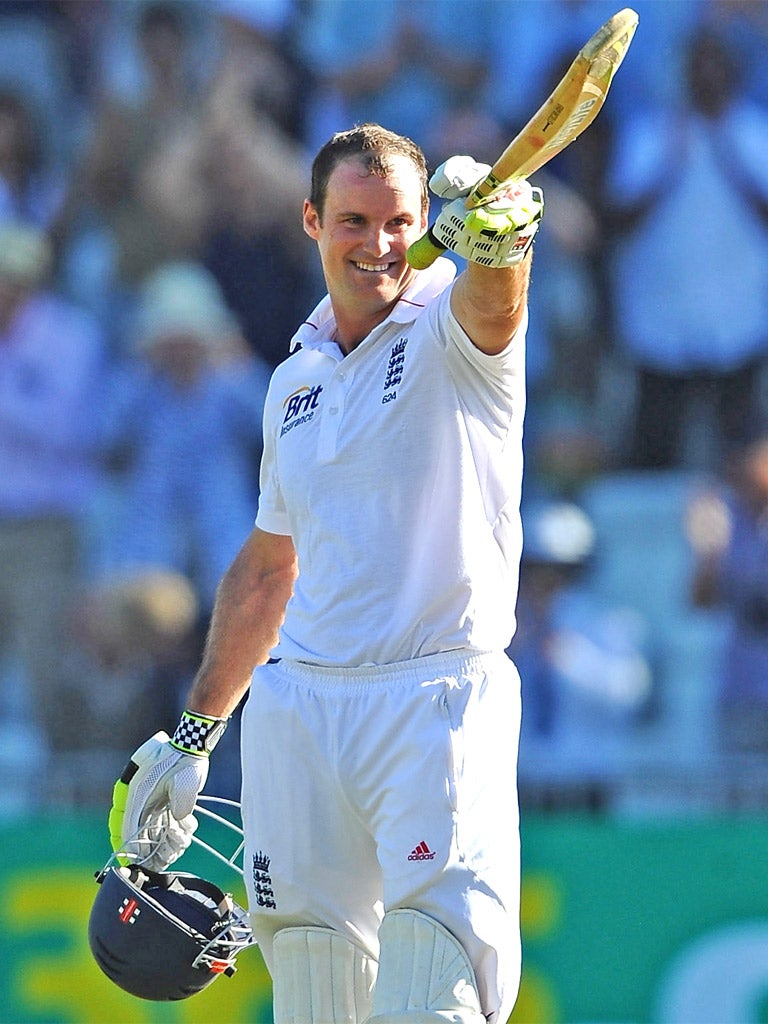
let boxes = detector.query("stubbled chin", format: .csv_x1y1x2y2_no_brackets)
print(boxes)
350,269,400,292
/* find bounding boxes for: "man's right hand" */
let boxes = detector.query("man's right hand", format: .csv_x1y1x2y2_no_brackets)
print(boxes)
108,710,228,871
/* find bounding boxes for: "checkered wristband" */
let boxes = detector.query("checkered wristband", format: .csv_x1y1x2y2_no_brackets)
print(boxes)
170,709,228,757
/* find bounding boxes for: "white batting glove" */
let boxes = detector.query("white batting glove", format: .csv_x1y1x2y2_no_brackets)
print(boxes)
429,155,492,200
432,178,544,268
108,709,228,871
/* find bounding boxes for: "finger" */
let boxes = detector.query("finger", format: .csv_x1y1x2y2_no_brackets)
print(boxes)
168,760,209,821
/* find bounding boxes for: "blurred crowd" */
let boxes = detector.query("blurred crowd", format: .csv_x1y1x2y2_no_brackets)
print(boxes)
1,0,768,816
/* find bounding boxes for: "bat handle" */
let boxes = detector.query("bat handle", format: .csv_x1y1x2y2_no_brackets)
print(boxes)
406,227,446,270
407,180,496,269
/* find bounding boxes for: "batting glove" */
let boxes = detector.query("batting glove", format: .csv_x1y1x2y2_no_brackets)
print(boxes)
431,178,544,268
429,155,492,200
108,709,228,871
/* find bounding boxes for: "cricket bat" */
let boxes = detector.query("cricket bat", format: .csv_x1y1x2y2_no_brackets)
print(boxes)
406,7,639,269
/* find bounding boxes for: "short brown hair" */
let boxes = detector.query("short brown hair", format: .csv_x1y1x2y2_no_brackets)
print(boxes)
310,123,429,222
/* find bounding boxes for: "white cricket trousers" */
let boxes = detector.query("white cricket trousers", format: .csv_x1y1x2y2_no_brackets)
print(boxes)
240,649,522,1022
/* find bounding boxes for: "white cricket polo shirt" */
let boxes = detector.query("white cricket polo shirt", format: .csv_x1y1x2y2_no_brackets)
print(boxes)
256,257,527,666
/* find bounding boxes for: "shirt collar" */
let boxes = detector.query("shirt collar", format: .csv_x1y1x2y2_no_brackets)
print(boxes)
289,257,457,353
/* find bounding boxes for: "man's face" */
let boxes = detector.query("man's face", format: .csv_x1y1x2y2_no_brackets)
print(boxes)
303,155,428,338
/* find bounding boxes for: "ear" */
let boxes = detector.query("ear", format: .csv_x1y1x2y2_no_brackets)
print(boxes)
303,199,320,240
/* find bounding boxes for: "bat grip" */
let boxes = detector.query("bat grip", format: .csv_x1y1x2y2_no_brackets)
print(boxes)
408,174,501,269
406,227,446,270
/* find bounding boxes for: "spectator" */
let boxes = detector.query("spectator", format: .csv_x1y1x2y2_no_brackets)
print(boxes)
196,4,319,366
0,2,79,171
295,0,492,164
54,568,201,805
54,1,207,339
687,435,768,755
95,260,270,617
604,26,768,470
209,0,307,143
90,0,211,112
0,87,65,229
0,220,105,765
132,1,318,367
510,500,651,810
523,396,610,505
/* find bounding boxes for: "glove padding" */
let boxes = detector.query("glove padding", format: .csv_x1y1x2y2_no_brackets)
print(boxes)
431,178,544,268
108,710,227,871
429,155,492,200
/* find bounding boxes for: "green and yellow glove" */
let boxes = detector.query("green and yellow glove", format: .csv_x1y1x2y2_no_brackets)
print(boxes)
420,154,544,268
431,178,544,268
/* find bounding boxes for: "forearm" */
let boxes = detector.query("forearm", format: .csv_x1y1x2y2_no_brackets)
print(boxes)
451,253,532,355
108,529,296,868
186,530,297,718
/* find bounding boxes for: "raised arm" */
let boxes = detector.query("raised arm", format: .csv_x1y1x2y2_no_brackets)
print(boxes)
417,156,543,355
450,256,533,355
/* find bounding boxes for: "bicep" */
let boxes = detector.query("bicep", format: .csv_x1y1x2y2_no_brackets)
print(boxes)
237,527,298,592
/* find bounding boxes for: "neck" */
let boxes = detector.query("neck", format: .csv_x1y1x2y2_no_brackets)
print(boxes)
336,332,364,356
333,302,398,356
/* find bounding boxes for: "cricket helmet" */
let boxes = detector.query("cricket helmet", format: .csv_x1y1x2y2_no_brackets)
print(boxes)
89,796,253,1000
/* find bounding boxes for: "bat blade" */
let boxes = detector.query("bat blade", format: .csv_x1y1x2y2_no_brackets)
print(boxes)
406,7,638,269
472,6,638,199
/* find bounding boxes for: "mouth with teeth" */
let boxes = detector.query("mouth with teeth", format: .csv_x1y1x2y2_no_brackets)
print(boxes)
354,261,393,273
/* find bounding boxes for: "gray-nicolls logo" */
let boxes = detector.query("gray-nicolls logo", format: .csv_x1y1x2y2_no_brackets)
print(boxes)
252,851,276,909
383,338,407,404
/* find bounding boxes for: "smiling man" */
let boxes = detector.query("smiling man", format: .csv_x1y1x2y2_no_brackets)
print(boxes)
109,123,544,1023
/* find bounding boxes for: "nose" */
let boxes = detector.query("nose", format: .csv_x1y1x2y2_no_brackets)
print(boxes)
365,225,390,257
